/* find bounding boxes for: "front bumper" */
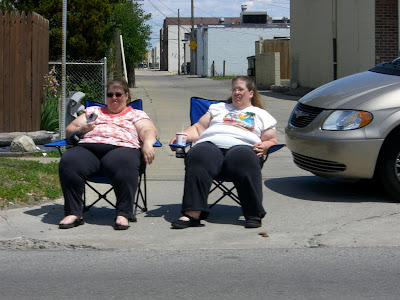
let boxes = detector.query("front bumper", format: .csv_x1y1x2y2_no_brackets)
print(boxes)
285,128,384,179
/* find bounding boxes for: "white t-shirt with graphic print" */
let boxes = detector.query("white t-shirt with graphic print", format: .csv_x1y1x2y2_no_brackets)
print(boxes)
196,102,277,149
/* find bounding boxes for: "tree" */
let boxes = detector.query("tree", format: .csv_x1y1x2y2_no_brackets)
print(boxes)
110,1,151,87
0,0,152,86
0,0,120,60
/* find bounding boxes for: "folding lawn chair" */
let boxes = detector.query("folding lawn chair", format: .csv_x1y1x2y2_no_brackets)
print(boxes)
45,98,162,221
170,96,285,209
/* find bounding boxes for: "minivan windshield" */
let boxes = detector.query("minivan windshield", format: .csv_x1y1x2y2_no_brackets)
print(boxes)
369,57,400,76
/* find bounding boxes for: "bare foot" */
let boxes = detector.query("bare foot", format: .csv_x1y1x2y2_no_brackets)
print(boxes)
115,215,129,227
179,211,201,221
59,215,82,225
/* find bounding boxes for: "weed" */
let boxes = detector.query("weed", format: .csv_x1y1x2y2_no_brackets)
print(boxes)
0,158,62,209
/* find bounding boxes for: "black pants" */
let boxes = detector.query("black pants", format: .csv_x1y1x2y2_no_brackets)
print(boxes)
182,142,266,220
59,143,141,220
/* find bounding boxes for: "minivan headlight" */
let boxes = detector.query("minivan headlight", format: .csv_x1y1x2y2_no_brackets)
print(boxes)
322,110,373,130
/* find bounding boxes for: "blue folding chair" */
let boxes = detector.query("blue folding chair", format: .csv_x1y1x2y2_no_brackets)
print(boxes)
170,96,285,209
45,99,162,221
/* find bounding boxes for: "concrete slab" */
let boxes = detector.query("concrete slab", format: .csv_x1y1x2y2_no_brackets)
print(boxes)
1,70,400,251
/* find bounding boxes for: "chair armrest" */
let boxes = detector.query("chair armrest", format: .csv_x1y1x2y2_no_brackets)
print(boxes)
169,142,191,149
262,144,286,166
169,143,191,158
267,143,285,154
44,139,70,147
44,139,70,156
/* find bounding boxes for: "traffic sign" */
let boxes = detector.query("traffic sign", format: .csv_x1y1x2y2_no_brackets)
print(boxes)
189,41,197,51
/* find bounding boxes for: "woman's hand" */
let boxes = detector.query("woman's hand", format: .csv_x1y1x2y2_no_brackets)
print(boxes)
254,128,278,157
66,114,96,138
141,141,155,165
169,137,178,151
253,142,270,157
136,119,157,164
79,121,96,134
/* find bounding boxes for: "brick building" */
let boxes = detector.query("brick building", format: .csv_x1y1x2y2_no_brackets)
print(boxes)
375,0,399,64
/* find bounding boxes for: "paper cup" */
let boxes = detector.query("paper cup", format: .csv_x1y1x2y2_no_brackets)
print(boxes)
176,132,187,146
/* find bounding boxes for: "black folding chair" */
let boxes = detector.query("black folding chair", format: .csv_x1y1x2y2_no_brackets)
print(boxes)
45,99,162,221
170,96,285,209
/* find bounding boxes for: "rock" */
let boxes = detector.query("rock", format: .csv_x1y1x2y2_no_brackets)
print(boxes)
10,135,37,152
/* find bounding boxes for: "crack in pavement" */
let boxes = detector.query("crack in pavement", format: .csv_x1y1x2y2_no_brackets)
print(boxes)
306,211,400,248
0,237,100,251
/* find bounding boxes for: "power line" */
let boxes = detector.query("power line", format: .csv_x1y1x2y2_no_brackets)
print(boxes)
154,0,177,15
255,0,290,9
147,0,169,18
194,6,219,18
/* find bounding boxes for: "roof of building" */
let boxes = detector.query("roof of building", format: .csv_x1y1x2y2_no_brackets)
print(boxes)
163,17,241,26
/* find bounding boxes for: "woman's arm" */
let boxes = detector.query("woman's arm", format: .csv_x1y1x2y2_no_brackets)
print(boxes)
65,113,96,138
136,119,157,165
253,128,278,157
169,112,211,145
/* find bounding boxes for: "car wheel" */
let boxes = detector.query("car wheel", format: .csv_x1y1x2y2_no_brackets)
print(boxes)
376,134,400,202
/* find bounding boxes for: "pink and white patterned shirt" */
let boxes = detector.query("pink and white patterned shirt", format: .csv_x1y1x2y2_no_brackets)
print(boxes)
79,106,152,149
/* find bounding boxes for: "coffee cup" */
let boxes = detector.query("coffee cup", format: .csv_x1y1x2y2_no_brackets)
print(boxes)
176,132,187,146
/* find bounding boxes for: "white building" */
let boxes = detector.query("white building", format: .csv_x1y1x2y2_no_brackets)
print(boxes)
149,43,160,69
196,24,290,77
160,17,241,73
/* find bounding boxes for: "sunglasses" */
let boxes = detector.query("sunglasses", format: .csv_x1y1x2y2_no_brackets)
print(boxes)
107,92,124,98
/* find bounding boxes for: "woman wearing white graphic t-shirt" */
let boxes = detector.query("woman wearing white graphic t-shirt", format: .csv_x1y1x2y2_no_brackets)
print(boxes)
170,76,278,229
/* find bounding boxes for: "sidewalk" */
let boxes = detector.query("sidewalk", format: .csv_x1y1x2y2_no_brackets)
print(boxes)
1,70,400,251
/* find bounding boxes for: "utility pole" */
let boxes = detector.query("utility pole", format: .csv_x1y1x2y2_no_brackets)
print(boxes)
61,0,67,141
191,0,195,75
178,9,180,75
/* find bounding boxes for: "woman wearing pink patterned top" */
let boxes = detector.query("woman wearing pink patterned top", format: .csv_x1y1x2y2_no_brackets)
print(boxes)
58,78,157,230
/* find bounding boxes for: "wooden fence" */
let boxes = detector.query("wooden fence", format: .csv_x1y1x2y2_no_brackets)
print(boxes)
263,39,290,79
0,11,49,133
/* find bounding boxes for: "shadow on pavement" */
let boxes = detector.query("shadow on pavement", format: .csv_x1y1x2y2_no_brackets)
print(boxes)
264,176,393,203
24,203,119,227
146,203,244,226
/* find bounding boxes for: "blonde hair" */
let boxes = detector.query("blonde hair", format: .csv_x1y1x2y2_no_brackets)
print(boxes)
106,78,132,103
227,76,264,109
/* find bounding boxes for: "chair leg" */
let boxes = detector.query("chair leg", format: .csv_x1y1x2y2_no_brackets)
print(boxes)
82,171,148,223
132,171,148,222
208,180,241,209
84,181,115,212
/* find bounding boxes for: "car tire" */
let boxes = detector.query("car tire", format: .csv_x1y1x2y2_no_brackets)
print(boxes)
376,134,400,202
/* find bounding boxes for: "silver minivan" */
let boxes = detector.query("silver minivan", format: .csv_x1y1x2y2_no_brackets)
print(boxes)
285,58,400,201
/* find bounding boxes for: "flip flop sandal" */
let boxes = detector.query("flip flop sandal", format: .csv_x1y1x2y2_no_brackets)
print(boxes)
244,217,262,228
59,217,84,229
114,217,130,230
171,213,204,229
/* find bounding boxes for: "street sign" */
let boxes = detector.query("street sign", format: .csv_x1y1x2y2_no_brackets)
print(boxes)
189,41,197,51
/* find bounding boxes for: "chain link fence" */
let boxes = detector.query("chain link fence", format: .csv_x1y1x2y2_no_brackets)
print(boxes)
48,58,107,104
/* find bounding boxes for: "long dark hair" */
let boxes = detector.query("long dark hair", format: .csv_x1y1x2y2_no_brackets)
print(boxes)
227,76,264,109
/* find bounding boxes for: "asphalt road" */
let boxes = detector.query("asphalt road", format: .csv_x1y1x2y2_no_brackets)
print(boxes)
1,247,399,300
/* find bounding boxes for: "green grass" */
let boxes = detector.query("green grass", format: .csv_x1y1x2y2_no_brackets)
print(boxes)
0,158,62,209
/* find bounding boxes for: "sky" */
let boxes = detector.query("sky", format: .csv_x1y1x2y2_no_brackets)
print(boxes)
138,0,290,48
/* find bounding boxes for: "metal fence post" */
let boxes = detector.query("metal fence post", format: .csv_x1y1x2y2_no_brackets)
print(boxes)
103,57,107,104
